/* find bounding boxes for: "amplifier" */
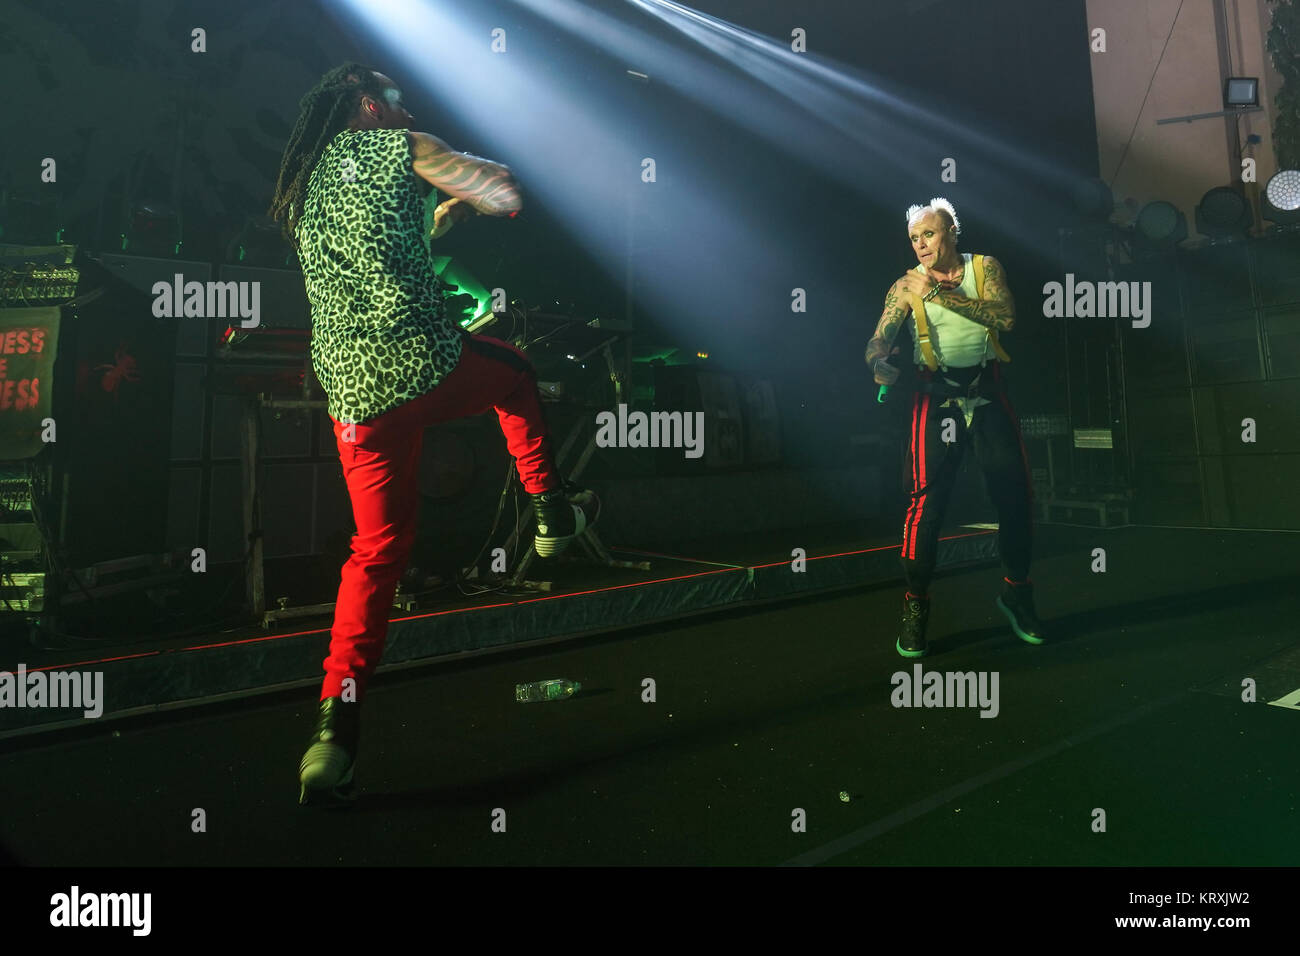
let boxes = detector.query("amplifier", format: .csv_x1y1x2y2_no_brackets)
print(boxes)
0,463,44,568
0,243,80,309
0,463,45,615
0,266,80,306
91,253,213,356
49,257,176,566
217,264,311,329
0,257,176,568
0,244,77,267
217,326,310,358
0,466,35,514
652,365,745,473
0,572,44,612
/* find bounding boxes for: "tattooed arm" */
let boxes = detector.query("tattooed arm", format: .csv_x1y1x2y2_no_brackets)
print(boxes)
865,279,911,384
407,131,522,217
925,255,1015,332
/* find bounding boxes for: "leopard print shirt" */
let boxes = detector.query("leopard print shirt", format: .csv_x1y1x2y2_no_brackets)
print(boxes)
297,128,463,425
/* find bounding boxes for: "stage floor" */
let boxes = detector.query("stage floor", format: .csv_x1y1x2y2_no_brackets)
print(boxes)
1,524,1297,865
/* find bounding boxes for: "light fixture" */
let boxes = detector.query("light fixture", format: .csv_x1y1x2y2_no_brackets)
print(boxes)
1070,178,1113,223
1224,77,1258,108
1262,169,1300,225
1134,200,1187,253
1195,186,1252,238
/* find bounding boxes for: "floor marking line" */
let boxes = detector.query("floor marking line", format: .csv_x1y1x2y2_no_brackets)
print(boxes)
1126,523,1300,534
608,547,747,569
781,689,1190,866
1266,687,1300,710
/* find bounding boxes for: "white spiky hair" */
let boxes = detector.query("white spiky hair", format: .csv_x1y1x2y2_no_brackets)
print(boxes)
906,197,961,236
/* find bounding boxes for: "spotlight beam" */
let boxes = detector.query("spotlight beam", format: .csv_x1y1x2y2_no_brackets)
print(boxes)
507,0,898,186
511,0,1081,244
322,0,782,336
629,0,1080,195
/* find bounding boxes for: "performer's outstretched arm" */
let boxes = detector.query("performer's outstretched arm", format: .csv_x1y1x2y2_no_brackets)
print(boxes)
407,131,523,217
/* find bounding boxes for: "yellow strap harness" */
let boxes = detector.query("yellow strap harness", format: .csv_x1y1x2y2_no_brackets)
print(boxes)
906,253,1011,371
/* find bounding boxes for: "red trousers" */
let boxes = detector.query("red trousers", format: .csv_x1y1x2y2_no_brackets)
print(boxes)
320,334,560,701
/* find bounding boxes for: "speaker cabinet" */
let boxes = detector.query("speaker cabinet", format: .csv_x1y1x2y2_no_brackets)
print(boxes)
42,257,176,566
652,366,744,473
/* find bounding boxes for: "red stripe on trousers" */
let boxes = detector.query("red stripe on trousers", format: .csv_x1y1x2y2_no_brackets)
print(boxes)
903,392,930,559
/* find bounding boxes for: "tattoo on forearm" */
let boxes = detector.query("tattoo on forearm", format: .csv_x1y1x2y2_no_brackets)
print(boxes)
929,290,1013,331
414,150,521,214
930,257,1016,331
866,283,909,362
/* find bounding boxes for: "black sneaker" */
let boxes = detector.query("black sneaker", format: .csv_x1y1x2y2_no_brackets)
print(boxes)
297,696,360,808
996,577,1045,644
895,592,931,658
531,486,600,557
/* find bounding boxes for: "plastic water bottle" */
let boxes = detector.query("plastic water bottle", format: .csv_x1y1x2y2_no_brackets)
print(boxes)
515,679,581,703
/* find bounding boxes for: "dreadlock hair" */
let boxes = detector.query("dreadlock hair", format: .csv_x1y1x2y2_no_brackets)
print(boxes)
268,63,389,247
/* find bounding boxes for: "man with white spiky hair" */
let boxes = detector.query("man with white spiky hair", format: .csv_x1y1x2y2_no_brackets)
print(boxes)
864,197,1045,658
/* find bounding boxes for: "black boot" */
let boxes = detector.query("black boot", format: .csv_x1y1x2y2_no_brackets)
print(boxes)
996,577,1045,644
297,696,360,808
895,591,931,658
530,485,600,558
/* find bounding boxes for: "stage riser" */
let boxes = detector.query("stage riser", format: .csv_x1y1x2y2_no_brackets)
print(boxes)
0,531,997,738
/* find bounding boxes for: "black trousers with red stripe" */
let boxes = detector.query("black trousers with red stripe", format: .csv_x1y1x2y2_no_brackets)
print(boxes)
898,361,1034,596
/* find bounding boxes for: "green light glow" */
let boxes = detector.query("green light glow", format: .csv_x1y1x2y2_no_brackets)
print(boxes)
430,255,491,327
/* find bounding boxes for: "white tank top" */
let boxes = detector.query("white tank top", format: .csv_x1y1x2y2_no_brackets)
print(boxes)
909,252,996,370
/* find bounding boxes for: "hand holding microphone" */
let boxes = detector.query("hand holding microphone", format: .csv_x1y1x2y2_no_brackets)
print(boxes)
872,351,901,386
875,355,902,403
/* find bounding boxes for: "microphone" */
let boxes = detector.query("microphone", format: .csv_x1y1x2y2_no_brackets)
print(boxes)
876,355,900,404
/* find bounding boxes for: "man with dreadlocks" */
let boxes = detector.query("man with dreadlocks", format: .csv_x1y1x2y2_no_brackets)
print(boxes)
864,198,1045,659
270,63,598,807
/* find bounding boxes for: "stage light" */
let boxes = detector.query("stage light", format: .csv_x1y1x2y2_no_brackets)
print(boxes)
1194,186,1252,238
1262,169,1300,225
1070,178,1113,223
1224,77,1258,108
1134,200,1187,248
